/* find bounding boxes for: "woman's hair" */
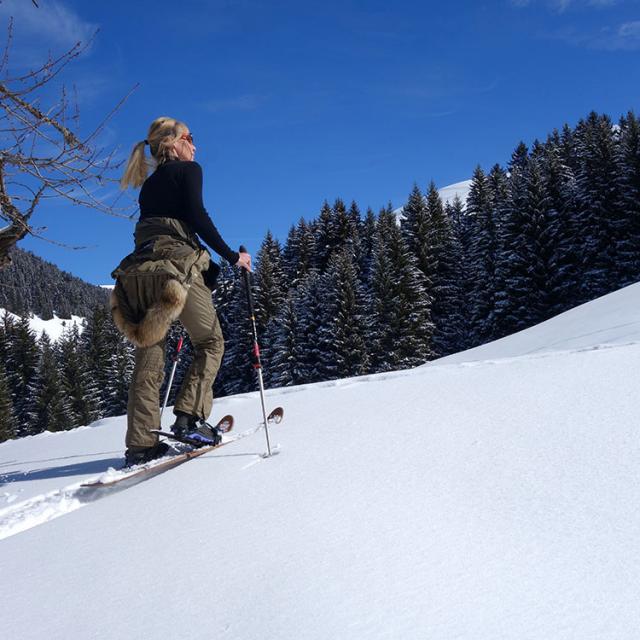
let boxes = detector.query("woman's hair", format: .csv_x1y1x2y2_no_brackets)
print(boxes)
120,116,188,189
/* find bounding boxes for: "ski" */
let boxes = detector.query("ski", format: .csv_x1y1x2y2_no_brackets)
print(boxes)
79,408,284,493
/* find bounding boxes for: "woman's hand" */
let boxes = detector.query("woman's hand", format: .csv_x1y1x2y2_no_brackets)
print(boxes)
236,251,252,272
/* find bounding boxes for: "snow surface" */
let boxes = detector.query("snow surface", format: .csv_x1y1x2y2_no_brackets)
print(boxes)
1,308,84,342
2,283,640,639
394,178,472,223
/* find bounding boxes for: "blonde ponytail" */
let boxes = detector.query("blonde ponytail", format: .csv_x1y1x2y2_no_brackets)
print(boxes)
119,116,188,190
119,140,149,190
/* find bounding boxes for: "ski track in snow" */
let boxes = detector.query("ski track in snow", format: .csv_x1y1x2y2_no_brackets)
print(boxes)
0,338,636,541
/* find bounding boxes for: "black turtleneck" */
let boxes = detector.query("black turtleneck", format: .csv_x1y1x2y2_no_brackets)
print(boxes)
138,160,239,265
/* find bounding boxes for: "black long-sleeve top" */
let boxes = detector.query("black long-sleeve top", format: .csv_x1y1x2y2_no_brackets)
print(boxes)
139,159,239,265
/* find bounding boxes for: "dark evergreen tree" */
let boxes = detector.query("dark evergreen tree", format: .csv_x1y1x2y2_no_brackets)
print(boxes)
466,166,499,344
574,112,622,300
81,305,113,416
27,333,72,433
423,184,465,357
493,158,559,336
369,206,433,371
293,272,327,384
0,360,15,442
57,323,100,427
103,317,135,417
7,315,40,436
315,250,369,379
266,294,302,388
615,111,640,285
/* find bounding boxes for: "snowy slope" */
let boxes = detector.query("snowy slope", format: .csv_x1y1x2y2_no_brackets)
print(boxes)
437,282,640,364
1,284,640,639
1,308,84,341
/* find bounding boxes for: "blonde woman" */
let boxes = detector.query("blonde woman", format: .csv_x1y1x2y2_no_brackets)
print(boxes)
112,116,251,467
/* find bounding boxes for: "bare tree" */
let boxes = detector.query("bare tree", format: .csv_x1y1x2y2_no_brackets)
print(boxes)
0,16,137,268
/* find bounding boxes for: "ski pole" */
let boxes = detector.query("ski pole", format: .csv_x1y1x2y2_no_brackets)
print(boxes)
160,334,184,420
239,244,273,457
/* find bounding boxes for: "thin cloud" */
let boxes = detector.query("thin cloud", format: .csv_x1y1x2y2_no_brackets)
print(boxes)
509,0,620,11
544,20,640,48
0,0,97,49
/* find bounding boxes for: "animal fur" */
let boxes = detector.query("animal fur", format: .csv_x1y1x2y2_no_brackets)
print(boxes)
110,278,188,348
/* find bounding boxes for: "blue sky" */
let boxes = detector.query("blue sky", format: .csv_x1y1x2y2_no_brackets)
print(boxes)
2,0,639,284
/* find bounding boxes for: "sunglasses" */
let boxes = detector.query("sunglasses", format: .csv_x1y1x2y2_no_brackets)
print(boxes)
180,132,195,144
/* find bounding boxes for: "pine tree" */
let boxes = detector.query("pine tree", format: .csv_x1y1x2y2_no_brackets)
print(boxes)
574,112,622,300
28,332,72,434
493,157,559,336
316,250,369,379
57,323,100,427
466,166,499,345
615,111,640,285
423,184,466,356
81,305,113,417
266,294,302,387
7,315,40,436
0,360,15,442
103,316,134,417
290,272,327,384
369,206,433,372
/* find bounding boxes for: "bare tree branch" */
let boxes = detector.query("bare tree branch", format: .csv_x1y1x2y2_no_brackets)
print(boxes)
0,17,137,267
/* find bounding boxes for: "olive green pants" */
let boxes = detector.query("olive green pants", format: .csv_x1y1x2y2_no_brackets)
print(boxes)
125,273,224,449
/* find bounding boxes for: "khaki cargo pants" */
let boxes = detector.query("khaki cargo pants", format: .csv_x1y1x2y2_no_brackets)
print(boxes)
125,272,224,449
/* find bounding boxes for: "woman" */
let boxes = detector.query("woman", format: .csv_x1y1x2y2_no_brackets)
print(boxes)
112,116,251,467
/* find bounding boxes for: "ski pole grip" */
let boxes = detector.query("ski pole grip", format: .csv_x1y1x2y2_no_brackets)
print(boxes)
239,245,255,317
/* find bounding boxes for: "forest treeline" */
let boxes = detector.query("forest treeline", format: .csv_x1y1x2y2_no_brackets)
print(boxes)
1,110,638,442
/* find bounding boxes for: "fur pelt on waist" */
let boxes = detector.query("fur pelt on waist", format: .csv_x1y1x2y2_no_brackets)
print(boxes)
110,278,188,348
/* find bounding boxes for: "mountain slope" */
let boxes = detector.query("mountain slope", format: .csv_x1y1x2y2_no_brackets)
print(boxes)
1,284,640,639
0,247,108,320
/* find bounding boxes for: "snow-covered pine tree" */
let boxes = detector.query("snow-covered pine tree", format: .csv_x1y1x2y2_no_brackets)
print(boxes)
369,205,433,372
0,360,15,442
574,112,622,301
493,157,559,337
292,271,327,384
57,323,99,427
401,184,432,281
103,315,134,416
217,268,256,395
6,315,40,436
282,218,317,288
315,250,369,380
424,184,465,357
358,207,377,282
27,332,72,434
315,200,335,271
81,305,113,417
253,231,287,382
265,293,301,388
465,166,499,345
445,195,473,350
539,132,582,314
615,111,640,286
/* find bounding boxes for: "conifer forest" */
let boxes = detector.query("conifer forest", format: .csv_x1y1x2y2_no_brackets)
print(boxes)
1,110,639,442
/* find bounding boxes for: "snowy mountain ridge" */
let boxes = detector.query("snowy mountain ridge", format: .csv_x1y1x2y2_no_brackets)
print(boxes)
1,282,640,639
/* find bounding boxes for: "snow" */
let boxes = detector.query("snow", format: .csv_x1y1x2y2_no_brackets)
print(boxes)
0,308,84,341
394,178,472,223
2,283,640,638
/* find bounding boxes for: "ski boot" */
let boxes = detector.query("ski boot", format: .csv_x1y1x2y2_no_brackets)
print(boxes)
123,441,170,468
171,412,222,447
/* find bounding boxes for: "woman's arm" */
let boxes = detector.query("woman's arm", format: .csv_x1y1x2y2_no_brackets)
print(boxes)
181,161,240,265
